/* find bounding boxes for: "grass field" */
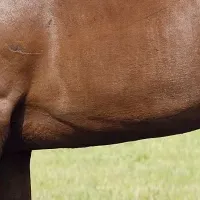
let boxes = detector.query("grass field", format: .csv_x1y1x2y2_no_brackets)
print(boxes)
31,130,200,200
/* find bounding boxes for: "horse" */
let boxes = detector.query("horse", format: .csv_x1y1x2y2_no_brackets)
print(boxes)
0,0,200,199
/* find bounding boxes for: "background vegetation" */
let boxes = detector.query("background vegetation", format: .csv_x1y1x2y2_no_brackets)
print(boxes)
31,130,200,200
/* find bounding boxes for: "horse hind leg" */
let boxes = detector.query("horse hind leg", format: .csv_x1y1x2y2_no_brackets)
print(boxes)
0,91,32,200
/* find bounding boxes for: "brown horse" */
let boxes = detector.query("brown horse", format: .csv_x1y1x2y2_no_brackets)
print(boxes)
0,0,200,199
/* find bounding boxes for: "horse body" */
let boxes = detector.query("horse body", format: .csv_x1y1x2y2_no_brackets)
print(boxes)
0,0,200,199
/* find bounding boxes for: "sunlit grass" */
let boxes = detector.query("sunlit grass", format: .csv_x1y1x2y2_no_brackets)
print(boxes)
31,130,200,200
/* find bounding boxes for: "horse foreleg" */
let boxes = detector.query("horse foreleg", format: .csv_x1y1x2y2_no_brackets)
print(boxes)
0,151,32,200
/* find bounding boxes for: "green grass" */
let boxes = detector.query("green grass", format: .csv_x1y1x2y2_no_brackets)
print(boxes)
31,130,200,200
